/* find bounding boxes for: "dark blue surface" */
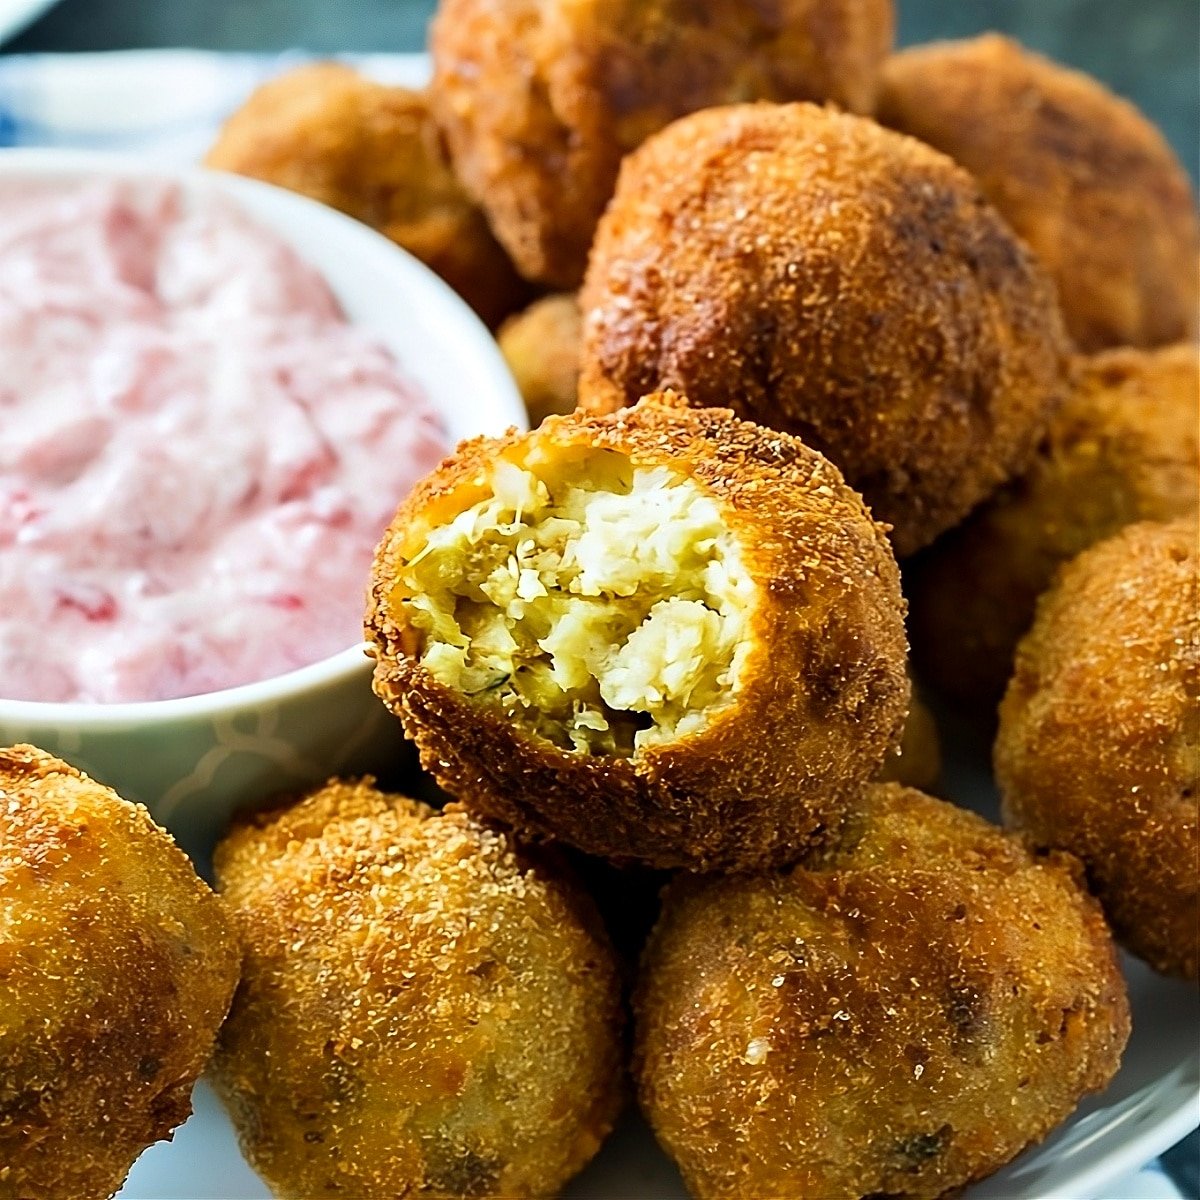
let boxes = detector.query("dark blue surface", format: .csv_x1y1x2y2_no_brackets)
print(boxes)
1167,1132,1200,1198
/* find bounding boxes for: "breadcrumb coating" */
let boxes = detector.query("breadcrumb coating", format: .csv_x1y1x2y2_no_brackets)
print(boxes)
875,686,941,791
0,745,239,1200
909,342,1200,707
368,392,909,871
205,62,529,327
878,35,1200,352
579,102,1071,555
996,518,1200,979
211,779,624,1198
430,0,895,286
635,783,1130,1199
498,292,582,426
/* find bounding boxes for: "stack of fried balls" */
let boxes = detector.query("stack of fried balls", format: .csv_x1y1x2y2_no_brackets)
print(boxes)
4,1,1196,1197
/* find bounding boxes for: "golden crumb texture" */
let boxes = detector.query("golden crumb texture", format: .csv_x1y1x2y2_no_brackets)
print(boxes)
635,783,1130,1199
875,684,941,791
367,392,910,871
878,34,1200,352
210,778,625,1199
0,745,240,1200
430,0,894,286
579,101,1071,555
205,61,529,327
996,517,1200,979
498,292,583,426
909,342,1200,706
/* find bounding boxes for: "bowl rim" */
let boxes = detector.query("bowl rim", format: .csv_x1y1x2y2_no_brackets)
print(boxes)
0,146,526,728
0,644,381,730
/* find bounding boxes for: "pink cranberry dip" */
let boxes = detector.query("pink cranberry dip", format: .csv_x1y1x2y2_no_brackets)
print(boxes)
0,178,449,704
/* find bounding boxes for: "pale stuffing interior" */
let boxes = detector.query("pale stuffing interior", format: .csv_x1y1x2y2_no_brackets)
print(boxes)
395,447,755,755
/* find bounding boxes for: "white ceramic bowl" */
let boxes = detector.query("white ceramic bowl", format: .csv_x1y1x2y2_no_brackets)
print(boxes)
0,148,526,863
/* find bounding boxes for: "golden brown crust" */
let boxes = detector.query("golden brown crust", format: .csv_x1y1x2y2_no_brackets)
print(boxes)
578,102,1072,556
635,783,1130,1200
877,34,1200,353
205,62,530,328
909,342,1200,707
996,518,1200,979
210,779,624,1199
367,392,909,871
0,745,239,1200
430,0,895,287
497,292,583,426
875,685,941,790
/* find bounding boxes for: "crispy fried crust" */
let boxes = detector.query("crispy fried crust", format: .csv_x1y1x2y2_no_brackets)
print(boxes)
210,779,624,1199
875,685,941,790
996,518,1200,979
205,62,529,328
909,343,1200,707
0,745,239,1200
578,102,1071,556
635,783,1130,1200
877,35,1200,353
430,0,895,287
497,292,583,426
367,392,909,871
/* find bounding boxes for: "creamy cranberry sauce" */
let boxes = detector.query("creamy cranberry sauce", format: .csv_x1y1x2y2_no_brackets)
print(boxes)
0,179,448,703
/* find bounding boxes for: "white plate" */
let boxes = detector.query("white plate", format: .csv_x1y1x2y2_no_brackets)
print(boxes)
0,0,55,43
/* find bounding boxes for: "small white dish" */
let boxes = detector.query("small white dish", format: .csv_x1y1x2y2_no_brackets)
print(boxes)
0,147,526,861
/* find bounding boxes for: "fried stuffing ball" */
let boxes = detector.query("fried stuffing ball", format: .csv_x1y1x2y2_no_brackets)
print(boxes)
367,392,909,871
909,343,1200,706
877,35,1200,353
430,0,895,287
876,687,941,791
579,102,1072,556
210,778,623,1199
0,745,239,1200
205,62,528,327
635,783,1130,1200
996,518,1200,979
497,292,582,426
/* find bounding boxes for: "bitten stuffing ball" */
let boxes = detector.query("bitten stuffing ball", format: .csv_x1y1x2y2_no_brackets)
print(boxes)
996,518,1200,979
367,392,909,871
